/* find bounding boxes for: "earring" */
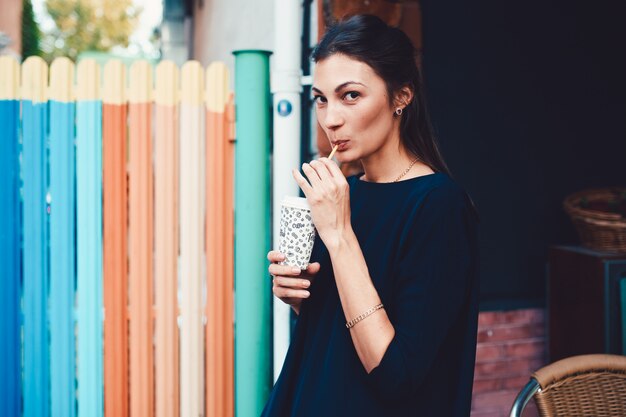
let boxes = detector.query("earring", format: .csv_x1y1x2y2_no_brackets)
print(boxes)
395,108,403,116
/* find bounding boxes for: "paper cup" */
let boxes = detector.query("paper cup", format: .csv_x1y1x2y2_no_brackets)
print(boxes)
279,196,316,270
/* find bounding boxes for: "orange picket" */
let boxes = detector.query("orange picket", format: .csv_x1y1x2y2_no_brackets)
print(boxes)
205,63,235,417
128,100,155,417
102,102,129,417
206,105,226,417
224,93,236,417
154,102,180,417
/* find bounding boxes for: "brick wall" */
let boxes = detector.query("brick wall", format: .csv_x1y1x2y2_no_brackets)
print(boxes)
471,308,547,417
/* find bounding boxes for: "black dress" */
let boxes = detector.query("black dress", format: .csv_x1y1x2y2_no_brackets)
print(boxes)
261,172,480,417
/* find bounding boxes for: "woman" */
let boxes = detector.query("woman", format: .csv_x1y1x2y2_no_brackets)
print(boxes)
262,14,480,417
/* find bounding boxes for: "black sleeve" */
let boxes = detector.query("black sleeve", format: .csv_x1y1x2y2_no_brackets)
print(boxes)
364,183,474,402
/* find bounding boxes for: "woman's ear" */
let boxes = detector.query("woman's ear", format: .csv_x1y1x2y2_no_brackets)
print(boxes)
393,86,414,110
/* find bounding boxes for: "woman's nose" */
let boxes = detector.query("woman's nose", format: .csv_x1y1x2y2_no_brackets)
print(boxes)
322,106,344,130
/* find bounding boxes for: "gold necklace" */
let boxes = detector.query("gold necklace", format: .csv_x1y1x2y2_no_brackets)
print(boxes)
393,157,420,182
360,157,421,183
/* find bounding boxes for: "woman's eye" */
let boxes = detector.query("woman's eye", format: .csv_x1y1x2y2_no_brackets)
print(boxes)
343,91,360,102
312,95,326,104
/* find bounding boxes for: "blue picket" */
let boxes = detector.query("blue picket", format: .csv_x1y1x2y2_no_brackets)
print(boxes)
22,99,51,417
49,100,77,417
76,100,104,417
0,99,22,417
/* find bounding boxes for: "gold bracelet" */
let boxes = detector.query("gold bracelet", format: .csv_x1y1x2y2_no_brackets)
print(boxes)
345,303,384,329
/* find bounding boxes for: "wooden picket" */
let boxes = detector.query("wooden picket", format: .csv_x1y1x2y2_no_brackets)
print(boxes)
0,55,22,417
179,60,206,417
102,59,130,417
128,60,155,417
48,57,77,417
205,62,235,417
76,58,105,417
21,56,50,417
224,92,236,417
154,60,180,417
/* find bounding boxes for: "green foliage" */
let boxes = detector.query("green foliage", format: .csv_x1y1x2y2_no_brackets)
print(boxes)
22,0,42,58
41,0,142,62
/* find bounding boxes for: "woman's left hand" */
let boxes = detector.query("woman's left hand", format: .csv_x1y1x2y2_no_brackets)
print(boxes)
292,158,352,250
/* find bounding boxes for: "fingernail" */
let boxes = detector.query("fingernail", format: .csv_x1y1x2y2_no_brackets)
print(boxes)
292,267,301,274
278,253,285,260
304,291,310,297
303,281,310,288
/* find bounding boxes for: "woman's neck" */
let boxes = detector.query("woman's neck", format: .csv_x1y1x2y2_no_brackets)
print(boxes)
359,135,429,183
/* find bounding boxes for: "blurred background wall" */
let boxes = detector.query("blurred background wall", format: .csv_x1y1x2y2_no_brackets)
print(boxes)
418,0,626,309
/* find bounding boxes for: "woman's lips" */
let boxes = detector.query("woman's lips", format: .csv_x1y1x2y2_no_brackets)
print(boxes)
332,140,349,151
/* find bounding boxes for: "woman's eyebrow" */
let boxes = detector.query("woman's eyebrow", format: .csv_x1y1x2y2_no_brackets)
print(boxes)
312,81,366,95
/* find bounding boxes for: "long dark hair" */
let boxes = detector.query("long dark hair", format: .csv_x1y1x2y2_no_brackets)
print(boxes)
312,14,480,221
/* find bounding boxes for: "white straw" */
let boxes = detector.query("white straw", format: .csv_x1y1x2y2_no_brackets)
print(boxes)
328,144,339,160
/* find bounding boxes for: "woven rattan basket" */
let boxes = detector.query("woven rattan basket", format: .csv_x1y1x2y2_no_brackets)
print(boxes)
563,187,626,253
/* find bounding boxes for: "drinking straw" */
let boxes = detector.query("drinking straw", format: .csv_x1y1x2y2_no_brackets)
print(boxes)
328,144,339,160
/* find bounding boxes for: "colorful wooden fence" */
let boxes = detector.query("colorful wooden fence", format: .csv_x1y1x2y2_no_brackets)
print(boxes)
0,55,235,417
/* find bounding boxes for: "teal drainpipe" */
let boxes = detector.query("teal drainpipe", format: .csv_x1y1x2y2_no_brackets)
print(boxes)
233,49,273,417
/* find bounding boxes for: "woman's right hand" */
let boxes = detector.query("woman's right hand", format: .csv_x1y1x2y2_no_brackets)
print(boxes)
268,250,321,315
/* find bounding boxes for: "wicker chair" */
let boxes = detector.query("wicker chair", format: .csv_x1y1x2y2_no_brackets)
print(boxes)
509,354,626,417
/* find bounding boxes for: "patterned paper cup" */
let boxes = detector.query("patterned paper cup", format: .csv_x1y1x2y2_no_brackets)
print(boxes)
279,196,317,270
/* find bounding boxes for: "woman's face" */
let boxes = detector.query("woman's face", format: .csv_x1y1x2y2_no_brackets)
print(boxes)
312,54,397,162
